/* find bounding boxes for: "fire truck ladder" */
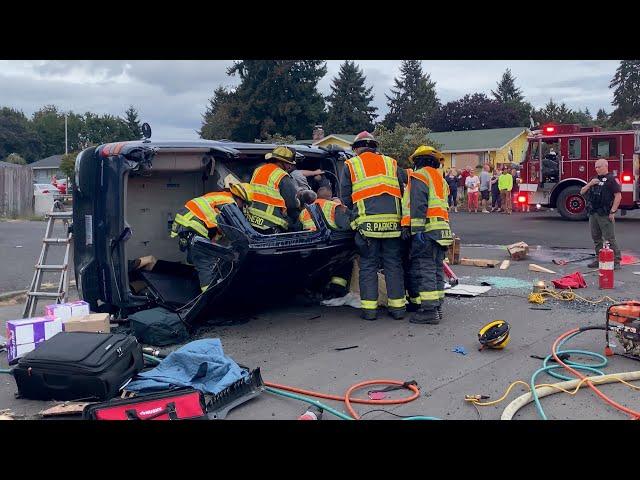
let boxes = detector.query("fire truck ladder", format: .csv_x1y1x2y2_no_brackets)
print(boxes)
22,201,73,318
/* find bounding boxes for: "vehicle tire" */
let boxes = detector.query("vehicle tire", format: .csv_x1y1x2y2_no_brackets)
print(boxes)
556,185,588,221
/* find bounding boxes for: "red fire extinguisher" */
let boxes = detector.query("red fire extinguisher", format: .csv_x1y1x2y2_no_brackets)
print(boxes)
599,242,614,289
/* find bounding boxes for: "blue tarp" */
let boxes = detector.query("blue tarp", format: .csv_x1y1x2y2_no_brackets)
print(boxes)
126,339,248,395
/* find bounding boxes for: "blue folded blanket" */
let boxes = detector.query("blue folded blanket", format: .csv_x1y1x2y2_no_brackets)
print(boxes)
126,338,247,395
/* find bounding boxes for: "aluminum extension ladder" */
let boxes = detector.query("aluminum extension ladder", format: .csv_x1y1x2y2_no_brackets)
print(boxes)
22,203,73,318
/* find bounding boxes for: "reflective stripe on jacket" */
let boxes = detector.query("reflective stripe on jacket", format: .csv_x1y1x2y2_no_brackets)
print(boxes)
184,191,235,228
247,163,290,231
402,166,453,246
300,198,340,231
171,208,209,239
342,152,402,238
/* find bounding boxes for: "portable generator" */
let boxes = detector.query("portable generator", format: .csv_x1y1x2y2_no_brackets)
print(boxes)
606,301,640,359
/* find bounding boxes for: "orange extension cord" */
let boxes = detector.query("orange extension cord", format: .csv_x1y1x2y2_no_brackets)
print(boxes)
552,328,640,419
264,379,421,420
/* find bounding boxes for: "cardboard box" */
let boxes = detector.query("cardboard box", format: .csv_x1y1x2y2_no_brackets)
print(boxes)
6,317,63,363
63,313,111,333
45,300,90,322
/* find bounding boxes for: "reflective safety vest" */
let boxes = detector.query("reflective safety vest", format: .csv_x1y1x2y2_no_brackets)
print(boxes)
300,198,339,231
402,166,452,245
247,163,290,231
345,152,402,238
171,191,235,239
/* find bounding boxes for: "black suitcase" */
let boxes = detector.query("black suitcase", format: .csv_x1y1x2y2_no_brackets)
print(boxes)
13,332,144,401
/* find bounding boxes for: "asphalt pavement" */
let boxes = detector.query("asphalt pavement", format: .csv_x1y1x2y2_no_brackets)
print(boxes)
1,211,639,420
4,209,639,293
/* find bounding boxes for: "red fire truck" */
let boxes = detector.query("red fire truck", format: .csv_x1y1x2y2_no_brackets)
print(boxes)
518,122,640,220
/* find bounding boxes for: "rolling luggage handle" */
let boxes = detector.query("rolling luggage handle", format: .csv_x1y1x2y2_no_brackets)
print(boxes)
125,402,178,420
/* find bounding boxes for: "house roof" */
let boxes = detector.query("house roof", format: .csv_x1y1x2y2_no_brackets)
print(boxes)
29,154,63,169
428,127,529,153
312,134,356,146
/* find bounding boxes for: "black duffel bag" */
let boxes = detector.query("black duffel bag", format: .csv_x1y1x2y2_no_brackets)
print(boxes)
128,307,189,347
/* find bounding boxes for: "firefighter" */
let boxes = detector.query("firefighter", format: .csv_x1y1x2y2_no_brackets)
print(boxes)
170,183,252,292
246,146,302,234
340,131,407,321
300,185,353,299
402,145,453,324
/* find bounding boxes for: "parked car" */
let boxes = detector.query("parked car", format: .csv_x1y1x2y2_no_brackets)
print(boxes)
73,140,356,325
34,183,62,197
55,179,68,194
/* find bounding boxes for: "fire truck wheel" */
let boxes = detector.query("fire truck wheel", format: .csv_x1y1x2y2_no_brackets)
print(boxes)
556,185,588,221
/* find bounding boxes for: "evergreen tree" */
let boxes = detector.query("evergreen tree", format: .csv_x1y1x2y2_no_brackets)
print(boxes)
199,86,238,140
0,107,41,162
325,61,377,133
609,60,640,124
595,108,609,126
226,60,327,141
383,60,440,129
124,105,142,139
492,68,524,103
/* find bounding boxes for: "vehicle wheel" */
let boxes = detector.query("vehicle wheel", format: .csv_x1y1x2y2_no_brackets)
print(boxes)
556,185,588,221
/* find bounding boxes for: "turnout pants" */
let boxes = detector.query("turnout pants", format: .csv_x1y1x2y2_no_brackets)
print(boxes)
188,238,222,292
589,213,622,262
407,235,446,310
354,234,406,313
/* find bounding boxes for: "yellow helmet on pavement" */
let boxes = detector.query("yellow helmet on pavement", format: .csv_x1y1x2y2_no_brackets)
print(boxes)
478,320,510,351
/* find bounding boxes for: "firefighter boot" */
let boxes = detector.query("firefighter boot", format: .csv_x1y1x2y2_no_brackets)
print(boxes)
406,300,421,313
435,305,443,323
389,308,406,320
361,309,378,321
409,307,439,325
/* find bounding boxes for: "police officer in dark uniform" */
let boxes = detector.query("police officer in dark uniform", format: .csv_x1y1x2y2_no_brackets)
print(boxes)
580,158,622,269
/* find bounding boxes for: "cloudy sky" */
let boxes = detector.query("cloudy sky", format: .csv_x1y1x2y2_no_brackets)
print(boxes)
0,60,619,139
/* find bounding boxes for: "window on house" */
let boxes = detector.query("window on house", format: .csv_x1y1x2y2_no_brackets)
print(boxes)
590,138,617,159
568,139,581,159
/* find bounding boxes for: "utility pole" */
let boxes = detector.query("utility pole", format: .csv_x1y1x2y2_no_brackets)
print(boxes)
65,113,68,155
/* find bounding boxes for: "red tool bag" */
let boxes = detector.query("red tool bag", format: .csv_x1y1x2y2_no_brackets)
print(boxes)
83,388,208,420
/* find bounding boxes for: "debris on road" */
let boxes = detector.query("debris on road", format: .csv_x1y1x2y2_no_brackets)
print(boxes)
40,401,94,417
551,272,587,289
499,260,510,270
507,242,529,260
477,276,531,290
529,264,556,274
460,258,500,268
334,345,359,351
445,284,492,297
452,345,467,355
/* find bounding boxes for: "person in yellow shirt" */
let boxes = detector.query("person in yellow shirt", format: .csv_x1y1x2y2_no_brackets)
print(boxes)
498,168,513,214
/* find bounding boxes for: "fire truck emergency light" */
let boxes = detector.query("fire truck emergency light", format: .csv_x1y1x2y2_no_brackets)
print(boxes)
543,125,556,134
518,195,527,203
622,174,632,182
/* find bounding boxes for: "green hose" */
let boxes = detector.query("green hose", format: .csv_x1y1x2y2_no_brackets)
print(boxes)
0,368,12,375
265,386,440,420
265,386,355,420
530,330,608,420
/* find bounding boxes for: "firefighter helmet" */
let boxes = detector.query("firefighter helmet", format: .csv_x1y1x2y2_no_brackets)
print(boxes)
408,145,445,165
230,182,253,202
352,131,378,149
478,320,510,351
265,146,297,165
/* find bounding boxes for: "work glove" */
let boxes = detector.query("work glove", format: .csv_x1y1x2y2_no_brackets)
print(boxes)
401,226,411,241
